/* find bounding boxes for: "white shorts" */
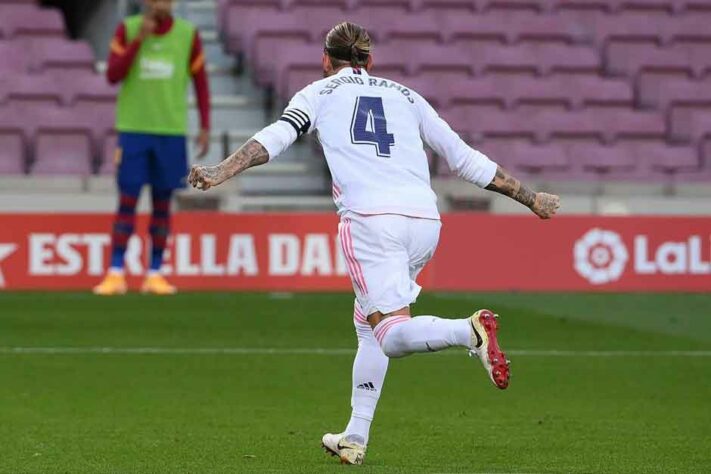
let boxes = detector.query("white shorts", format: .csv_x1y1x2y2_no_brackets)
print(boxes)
338,211,441,316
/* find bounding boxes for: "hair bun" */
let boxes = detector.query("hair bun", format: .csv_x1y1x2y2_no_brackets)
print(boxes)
350,44,360,66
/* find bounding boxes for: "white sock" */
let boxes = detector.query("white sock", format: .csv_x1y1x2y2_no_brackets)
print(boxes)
374,315,471,358
344,303,388,446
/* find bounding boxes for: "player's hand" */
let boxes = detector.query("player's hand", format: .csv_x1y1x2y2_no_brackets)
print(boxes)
195,129,210,160
137,15,157,41
188,164,225,191
531,192,560,219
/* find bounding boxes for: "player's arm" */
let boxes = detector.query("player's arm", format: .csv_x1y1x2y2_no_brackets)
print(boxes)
188,139,268,190
415,94,559,219
189,88,315,191
106,17,154,84
190,30,211,158
485,165,559,219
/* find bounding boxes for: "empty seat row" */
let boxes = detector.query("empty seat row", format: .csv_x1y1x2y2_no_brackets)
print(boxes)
0,38,95,74
439,107,665,144
0,103,116,176
606,41,711,78
257,40,599,97
0,131,118,176
219,0,711,20
0,3,64,38
441,103,711,145
285,73,632,110
0,71,116,106
433,139,706,182
223,6,711,59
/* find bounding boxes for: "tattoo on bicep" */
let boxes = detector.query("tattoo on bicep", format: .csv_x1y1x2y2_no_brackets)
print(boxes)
486,166,536,208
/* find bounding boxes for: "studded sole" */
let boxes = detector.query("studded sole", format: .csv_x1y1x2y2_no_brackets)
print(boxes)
475,309,510,390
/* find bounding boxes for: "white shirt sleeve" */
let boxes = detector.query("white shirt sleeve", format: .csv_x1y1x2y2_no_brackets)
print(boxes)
251,85,318,161
414,92,498,188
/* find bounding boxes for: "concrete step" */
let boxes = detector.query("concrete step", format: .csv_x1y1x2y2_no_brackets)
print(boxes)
222,194,336,212
182,0,217,30
237,173,329,196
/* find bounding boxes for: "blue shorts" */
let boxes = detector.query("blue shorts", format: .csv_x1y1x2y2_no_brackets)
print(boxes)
116,132,188,191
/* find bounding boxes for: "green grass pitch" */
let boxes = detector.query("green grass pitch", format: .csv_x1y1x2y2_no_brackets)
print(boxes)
1,292,710,473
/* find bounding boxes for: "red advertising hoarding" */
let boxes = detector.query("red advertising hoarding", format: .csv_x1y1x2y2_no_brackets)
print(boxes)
0,213,709,292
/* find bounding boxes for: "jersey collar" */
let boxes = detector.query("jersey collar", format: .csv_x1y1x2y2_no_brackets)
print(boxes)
335,67,369,77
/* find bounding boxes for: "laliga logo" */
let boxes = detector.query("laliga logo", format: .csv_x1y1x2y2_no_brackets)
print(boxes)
574,228,629,285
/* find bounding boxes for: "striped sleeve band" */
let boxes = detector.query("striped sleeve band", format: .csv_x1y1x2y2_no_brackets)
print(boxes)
279,108,311,137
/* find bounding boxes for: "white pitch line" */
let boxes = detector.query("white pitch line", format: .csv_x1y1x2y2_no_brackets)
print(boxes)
0,347,710,357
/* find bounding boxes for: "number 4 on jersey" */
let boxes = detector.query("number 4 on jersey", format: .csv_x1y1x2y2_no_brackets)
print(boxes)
350,96,395,158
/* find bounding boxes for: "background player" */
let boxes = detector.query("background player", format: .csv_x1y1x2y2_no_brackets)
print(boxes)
187,22,559,465
93,0,211,295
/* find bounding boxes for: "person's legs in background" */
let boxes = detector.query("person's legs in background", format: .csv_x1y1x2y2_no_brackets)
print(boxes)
140,134,188,294
94,133,149,295
140,186,177,294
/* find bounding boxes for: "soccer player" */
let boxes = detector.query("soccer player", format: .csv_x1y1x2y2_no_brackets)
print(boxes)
188,22,560,464
93,0,211,295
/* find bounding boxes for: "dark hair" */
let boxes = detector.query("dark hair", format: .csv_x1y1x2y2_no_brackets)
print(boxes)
324,22,372,68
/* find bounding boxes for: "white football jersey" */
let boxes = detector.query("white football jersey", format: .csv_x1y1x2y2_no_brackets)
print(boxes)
253,67,497,219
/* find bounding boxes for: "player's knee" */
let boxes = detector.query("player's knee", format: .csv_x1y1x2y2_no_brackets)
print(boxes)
377,328,407,358
379,337,405,358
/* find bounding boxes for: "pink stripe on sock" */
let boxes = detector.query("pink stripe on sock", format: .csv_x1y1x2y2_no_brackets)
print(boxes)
354,306,368,324
339,222,364,294
374,316,410,344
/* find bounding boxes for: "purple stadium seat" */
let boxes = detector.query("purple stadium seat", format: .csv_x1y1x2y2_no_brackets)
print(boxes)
447,41,599,75
605,0,684,13
684,0,711,12
481,140,570,175
445,105,665,143
606,42,711,78
416,0,476,13
358,0,411,15
573,142,639,178
0,4,64,38
0,132,25,174
642,141,699,175
639,76,711,111
3,72,64,106
479,0,553,13
32,132,92,175
291,0,349,8
70,101,116,158
59,70,118,105
28,38,95,72
0,40,29,74
447,10,581,44
669,105,711,143
446,75,632,109
222,1,283,52
382,15,442,44
99,133,118,175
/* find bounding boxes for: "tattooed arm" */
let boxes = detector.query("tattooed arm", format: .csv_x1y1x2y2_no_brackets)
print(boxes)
188,139,268,191
485,165,560,219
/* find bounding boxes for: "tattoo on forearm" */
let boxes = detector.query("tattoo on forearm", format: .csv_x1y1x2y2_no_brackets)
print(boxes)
213,139,269,182
485,166,536,208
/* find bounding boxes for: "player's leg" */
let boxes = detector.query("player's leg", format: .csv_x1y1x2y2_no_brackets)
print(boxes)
369,217,510,389
346,301,388,445
141,134,187,294
323,301,388,465
94,133,149,295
